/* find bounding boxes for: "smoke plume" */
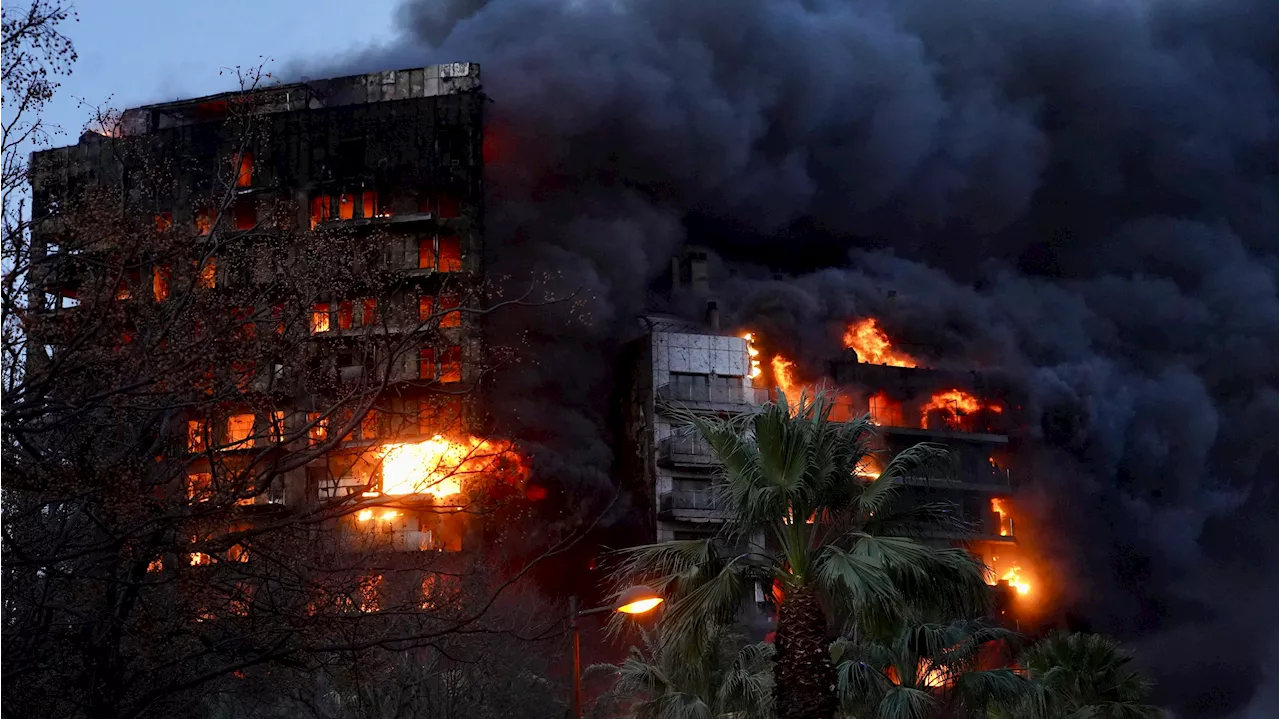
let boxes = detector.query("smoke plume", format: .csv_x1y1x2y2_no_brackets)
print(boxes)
311,0,1277,714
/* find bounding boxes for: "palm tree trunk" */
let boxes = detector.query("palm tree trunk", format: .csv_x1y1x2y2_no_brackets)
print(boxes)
773,585,838,719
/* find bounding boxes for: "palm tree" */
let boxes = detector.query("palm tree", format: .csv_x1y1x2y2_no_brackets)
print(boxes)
616,391,992,719
833,619,1026,719
993,633,1166,719
588,624,774,719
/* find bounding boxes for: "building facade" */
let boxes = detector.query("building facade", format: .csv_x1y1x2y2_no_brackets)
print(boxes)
28,64,493,560
621,249,1027,620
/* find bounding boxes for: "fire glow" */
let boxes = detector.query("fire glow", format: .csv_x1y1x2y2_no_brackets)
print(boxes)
920,389,1002,430
987,553,1032,597
742,333,763,380
991,497,1013,537
771,355,804,407
843,318,918,368
379,435,527,498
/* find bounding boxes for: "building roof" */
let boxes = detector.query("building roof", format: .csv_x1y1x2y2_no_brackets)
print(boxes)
114,63,481,136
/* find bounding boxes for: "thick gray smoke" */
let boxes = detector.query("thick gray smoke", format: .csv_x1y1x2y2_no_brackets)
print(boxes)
313,0,1277,714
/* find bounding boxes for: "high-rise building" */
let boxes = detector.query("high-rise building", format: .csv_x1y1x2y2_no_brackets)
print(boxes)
27,64,494,558
620,248,1027,621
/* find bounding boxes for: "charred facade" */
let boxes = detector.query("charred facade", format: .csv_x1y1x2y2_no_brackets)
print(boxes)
27,64,498,560
621,248,1030,623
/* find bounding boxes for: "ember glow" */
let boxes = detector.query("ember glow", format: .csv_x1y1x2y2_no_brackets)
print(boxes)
920,389,1002,431
379,435,527,497
843,318,918,368
868,390,905,427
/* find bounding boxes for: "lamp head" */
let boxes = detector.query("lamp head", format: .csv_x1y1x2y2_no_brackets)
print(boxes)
615,585,663,615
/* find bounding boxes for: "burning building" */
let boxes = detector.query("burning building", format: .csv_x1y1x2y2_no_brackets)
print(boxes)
620,249,1035,623
830,322,1034,617
23,64,525,611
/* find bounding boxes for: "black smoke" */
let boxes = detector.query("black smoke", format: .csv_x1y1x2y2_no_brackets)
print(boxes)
309,0,1278,714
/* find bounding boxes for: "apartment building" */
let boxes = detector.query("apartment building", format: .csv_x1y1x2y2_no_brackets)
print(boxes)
621,249,1026,618
28,64,491,558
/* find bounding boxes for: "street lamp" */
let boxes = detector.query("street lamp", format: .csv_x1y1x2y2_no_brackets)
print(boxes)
568,586,663,719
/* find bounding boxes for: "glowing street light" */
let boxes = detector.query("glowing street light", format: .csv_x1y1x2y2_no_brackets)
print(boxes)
569,586,662,719
614,585,665,615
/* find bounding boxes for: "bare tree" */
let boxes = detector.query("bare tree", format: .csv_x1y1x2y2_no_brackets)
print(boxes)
199,576,570,719
2,11,574,719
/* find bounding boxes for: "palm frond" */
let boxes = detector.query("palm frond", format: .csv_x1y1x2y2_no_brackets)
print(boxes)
951,668,1029,713
877,685,938,719
850,534,991,620
655,557,751,660
1005,633,1166,719
814,544,900,618
861,500,971,539
714,642,774,718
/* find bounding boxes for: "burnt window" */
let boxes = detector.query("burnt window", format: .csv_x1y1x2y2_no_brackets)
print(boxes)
337,301,354,330
336,136,366,179
195,207,214,235
418,399,463,435
310,303,330,334
196,259,217,289
361,409,379,440
235,152,253,187
417,295,461,327
309,194,331,229
233,197,256,230
419,347,436,380
440,346,462,383
360,189,388,218
438,236,462,272
417,190,462,218
152,265,171,301
337,193,355,220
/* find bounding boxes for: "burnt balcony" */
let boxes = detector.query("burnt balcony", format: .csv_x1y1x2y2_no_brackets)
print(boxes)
658,489,731,522
894,465,1013,493
657,435,719,467
655,382,767,415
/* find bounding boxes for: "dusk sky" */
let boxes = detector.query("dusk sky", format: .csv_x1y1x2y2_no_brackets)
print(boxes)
43,0,400,145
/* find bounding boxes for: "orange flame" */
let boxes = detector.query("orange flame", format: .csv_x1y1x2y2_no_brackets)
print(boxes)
843,318,918,368
986,552,1033,597
868,390,905,427
379,435,527,498
742,333,763,381
991,498,1013,537
920,389,1002,431
771,355,805,408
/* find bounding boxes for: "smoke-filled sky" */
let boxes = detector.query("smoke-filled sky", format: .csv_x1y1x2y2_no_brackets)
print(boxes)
21,0,1273,713
306,0,1277,715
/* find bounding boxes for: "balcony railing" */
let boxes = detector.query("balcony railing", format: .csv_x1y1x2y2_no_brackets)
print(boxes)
655,383,767,412
658,489,728,519
894,466,1012,491
657,435,719,466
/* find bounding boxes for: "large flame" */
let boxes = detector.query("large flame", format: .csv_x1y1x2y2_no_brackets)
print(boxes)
742,333,763,380
991,497,1013,537
987,552,1033,596
920,389,1002,431
379,435,526,497
771,355,805,407
843,318,918,368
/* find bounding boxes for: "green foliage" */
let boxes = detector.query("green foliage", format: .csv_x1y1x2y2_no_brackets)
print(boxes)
614,389,991,653
833,619,1026,719
992,633,1166,719
589,624,774,719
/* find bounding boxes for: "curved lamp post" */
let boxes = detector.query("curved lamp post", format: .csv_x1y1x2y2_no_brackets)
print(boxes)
569,586,663,719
